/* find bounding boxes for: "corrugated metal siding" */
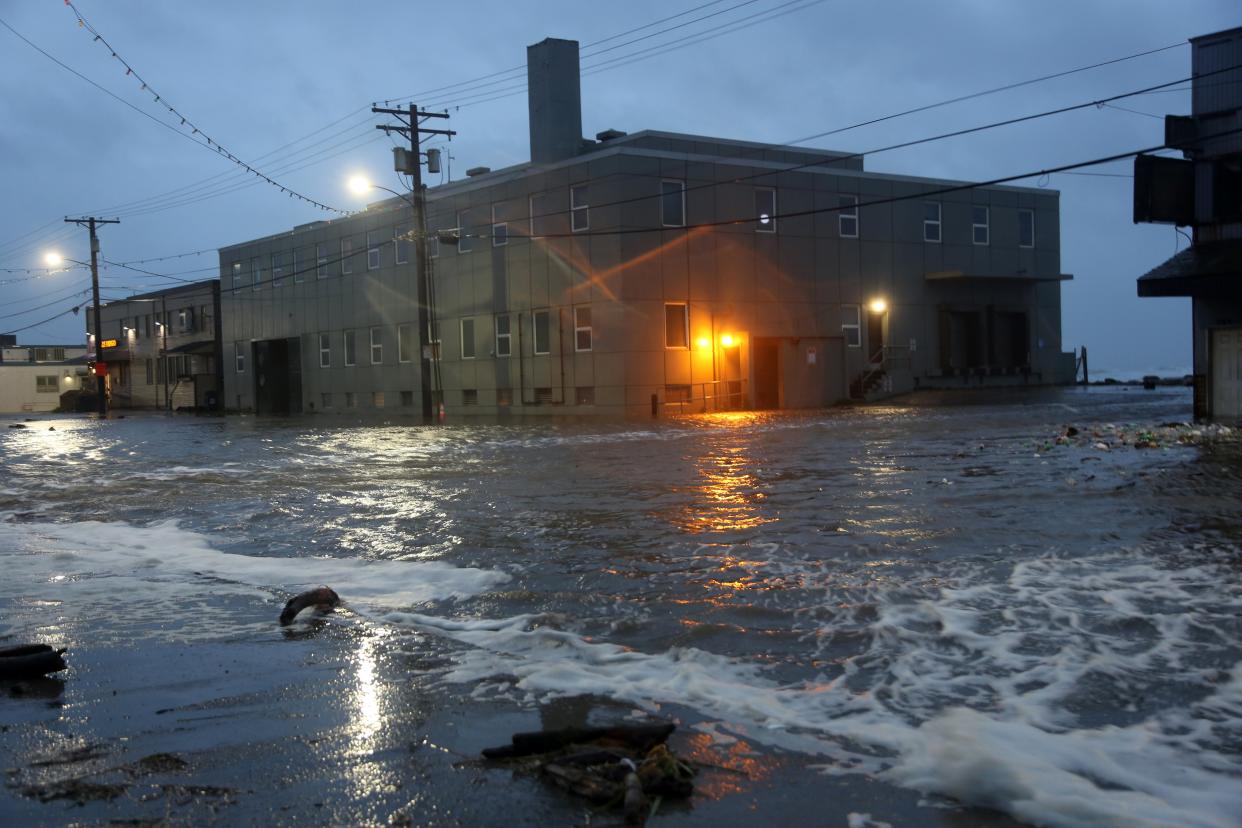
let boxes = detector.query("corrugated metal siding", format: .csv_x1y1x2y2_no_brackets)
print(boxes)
1192,29,1242,157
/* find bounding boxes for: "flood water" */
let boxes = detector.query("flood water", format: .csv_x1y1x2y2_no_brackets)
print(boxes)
2,387,1241,827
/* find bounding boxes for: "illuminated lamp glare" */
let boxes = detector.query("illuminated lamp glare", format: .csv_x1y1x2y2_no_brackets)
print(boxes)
869,298,888,314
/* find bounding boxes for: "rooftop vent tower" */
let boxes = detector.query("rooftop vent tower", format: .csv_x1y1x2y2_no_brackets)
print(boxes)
527,38,583,164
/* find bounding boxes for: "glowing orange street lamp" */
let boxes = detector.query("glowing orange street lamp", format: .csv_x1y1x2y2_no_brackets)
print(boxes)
720,333,736,347
696,337,710,349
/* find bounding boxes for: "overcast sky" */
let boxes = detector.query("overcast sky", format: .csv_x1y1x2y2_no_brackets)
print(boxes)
1,0,1237,377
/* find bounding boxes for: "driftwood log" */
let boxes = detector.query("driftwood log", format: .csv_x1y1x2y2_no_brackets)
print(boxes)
482,723,676,760
0,644,67,679
279,586,341,626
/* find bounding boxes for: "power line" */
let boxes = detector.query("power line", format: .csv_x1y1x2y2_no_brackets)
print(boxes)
62,1,347,215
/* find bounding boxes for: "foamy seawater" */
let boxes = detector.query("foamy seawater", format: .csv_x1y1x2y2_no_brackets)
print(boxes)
2,387,1239,827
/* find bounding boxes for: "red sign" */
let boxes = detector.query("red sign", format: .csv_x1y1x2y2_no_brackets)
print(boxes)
94,362,108,376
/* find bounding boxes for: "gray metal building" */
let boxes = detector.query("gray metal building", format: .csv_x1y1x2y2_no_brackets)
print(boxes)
221,38,1073,417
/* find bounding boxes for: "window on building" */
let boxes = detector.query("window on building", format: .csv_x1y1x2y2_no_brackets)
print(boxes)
574,306,592,352
571,185,589,232
400,390,414,407
533,310,550,355
839,195,859,238
293,247,306,283
398,323,413,363
496,388,513,407
661,180,686,227
251,256,263,291
492,205,508,247
178,309,192,332
370,327,383,364
575,386,594,405
755,187,776,233
665,303,688,349
272,251,285,287
924,202,942,243
534,387,554,404
36,375,57,393
231,260,243,294
372,391,385,408
394,223,410,265
367,230,382,270
345,391,356,408
495,314,511,357
1019,209,1035,248
461,318,476,359
457,210,472,253
235,341,246,372
316,243,328,279
529,193,547,238
344,330,356,366
429,231,440,259
842,305,861,348
322,392,333,408
462,389,479,406
341,238,354,275
972,205,989,246
319,333,331,368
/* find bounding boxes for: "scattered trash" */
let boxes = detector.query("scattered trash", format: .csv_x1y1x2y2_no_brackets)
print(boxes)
0,644,67,680
482,723,693,823
1052,422,1233,453
279,586,341,626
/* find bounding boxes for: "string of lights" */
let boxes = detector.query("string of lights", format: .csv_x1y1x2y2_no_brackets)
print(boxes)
62,0,348,215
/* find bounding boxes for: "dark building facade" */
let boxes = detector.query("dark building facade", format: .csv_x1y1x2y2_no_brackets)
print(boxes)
1137,26,1242,421
220,38,1073,417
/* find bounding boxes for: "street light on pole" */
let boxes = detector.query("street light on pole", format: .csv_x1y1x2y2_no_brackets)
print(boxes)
62,217,119,419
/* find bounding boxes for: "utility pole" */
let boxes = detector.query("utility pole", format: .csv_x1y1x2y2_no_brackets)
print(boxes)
66,216,120,419
372,104,454,421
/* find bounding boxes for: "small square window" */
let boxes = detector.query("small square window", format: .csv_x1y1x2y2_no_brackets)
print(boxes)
533,310,550,355
344,330,356,366
574,306,592,352
367,230,383,270
1019,209,1035,248
372,391,385,408
345,391,356,408
665,304,688,349
316,243,328,279
398,323,413,363
972,206,989,246
755,187,776,233
341,238,354,275
461,317,476,359
495,315,512,358
839,195,858,238
571,185,589,232
462,389,479,406
923,202,942,243
370,327,383,364
661,180,685,227
400,390,414,407
841,305,861,348
492,205,508,247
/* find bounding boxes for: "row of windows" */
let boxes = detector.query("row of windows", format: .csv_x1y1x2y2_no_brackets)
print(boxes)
112,307,210,339
229,185,1039,295
235,308,596,373
309,386,599,410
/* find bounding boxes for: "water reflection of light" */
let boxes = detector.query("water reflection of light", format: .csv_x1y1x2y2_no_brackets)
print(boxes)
680,731,776,800
345,630,404,798
674,421,776,534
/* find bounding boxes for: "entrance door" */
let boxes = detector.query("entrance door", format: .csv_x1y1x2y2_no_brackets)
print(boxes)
867,309,884,362
753,337,780,409
1212,328,1242,420
253,338,302,415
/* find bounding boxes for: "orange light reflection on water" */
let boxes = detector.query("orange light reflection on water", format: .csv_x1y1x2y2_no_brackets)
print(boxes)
673,413,776,535
680,731,777,800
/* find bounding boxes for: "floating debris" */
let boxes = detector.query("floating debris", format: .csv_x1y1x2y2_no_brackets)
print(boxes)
0,644,67,680
279,586,341,626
